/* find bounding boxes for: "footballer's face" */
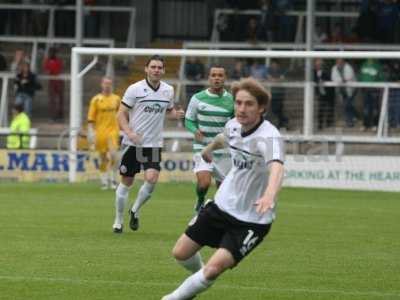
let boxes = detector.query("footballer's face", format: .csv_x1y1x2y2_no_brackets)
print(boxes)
208,67,226,91
145,60,165,82
101,78,113,95
235,90,265,128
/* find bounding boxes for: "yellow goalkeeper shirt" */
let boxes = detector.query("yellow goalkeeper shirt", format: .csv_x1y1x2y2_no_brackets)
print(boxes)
87,93,120,134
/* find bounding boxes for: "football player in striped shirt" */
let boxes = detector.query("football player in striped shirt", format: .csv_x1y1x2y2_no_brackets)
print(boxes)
184,65,234,212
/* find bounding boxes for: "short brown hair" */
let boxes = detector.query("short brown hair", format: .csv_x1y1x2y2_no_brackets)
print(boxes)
145,55,165,67
231,78,271,112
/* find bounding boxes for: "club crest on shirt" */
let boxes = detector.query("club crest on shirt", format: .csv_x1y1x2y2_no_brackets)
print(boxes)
162,90,170,98
120,165,127,174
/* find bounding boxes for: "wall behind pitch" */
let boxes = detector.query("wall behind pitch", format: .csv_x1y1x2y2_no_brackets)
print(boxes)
1,150,399,192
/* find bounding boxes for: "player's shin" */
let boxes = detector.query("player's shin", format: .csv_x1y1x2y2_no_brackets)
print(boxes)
131,181,155,216
176,252,204,273
109,158,120,188
114,183,131,225
195,185,207,212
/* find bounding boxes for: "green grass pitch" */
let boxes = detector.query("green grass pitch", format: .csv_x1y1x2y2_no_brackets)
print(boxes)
0,182,399,300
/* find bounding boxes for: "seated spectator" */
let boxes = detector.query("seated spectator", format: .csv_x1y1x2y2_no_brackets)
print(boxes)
245,17,260,44
274,0,295,42
230,59,248,80
358,59,385,131
331,59,357,127
249,59,268,81
328,23,345,44
43,47,65,121
313,25,328,44
184,57,205,100
314,58,335,129
6,103,31,149
258,0,275,42
355,0,378,42
216,13,229,41
14,62,41,118
266,60,288,129
10,49,30,75
387,60,400,129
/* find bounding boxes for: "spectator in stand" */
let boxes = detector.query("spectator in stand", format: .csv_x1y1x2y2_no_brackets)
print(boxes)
331,59,357,127
10,49,30,75
43,47,65,121
184,57,205,101
358,59,385,131
85,0,99,38
249,59,268,81
387,60,400,129
14,62,41,118
245,17,260,44
274,0,295,42
355,0,378,42
258,0,275,42
230,59,248,80
328,23,345,44
313,25,328,44
376,0,399,44
6,103,31,149
266,60,288,129
314,58,335,129
216,13,229,41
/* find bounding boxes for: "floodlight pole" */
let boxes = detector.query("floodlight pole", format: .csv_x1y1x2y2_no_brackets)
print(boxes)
304,0,315,136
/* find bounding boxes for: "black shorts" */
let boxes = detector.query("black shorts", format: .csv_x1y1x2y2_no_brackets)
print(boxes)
119,146,162,177
185,202,272,264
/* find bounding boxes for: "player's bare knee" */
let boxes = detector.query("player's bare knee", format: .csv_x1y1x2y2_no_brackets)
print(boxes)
121,176,134,187
146,177,158,185
203,264,224,280
172,245,188,261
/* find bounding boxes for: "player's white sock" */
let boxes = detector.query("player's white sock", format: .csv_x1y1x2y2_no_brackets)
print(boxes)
131,181,155,216
108,170,118,188
114,183,130,225
110,170,118,183
100,172,108,187
167,268,213,299
176,252,204,273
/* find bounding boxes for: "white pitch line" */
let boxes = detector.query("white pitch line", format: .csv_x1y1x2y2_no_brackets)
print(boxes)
0,275,399,298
